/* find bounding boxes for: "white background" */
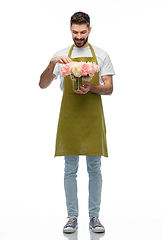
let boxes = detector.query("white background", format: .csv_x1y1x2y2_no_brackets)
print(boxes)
0,0,163,239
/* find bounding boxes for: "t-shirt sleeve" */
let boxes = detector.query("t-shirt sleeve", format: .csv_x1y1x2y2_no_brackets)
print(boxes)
100,52,115,77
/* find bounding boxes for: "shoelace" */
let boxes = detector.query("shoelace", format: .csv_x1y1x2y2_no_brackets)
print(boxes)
92,217,101,227
66,217,76,227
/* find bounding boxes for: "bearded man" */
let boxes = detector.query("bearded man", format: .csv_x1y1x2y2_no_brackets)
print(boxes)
39,12,115,234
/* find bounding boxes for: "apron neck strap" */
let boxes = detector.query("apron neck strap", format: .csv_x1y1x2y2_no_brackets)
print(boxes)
68,45,74,58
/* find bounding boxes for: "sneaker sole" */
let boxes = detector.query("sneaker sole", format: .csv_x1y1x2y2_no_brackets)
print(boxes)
63,226,78,233
89,225,105,233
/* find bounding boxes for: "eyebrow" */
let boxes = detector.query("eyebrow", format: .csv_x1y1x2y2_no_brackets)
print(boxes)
72,30,87,33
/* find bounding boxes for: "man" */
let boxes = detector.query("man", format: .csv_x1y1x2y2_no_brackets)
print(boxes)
39,12,115,234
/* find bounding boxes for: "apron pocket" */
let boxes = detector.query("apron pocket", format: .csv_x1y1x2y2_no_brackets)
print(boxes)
65,93,98,118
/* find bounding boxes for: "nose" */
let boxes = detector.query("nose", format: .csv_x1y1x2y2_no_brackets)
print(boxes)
77,33,82,39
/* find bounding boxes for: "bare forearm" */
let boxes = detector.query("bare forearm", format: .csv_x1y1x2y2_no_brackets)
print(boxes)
90,83,113,95
39,56,72,89
39,61,55,89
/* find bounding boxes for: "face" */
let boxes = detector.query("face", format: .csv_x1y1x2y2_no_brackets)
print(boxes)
70,24,92,48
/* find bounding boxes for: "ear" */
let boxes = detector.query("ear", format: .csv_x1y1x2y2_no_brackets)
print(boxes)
89,27,92,34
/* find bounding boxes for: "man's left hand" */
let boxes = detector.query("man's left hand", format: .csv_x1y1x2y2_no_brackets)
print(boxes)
73,81,91,94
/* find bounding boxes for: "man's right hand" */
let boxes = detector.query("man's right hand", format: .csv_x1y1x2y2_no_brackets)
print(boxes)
50,56,72,65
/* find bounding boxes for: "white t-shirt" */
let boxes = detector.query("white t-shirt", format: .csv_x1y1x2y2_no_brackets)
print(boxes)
52,45,115,91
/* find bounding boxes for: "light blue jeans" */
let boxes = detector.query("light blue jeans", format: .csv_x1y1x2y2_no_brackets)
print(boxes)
64,155,102,217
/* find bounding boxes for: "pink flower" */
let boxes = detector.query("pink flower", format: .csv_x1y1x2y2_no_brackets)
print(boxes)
81,63,89,76
60,63,71,76
88,65,95,77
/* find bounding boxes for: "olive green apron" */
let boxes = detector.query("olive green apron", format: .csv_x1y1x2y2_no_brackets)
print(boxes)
55,44,108,157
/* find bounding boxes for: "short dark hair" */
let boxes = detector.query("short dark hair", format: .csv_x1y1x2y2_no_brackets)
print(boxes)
70,12,90,28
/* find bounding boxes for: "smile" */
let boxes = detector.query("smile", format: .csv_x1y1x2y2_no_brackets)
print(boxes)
75,39,84,43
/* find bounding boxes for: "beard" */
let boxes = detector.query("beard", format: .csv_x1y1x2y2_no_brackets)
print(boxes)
73,35,89,48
